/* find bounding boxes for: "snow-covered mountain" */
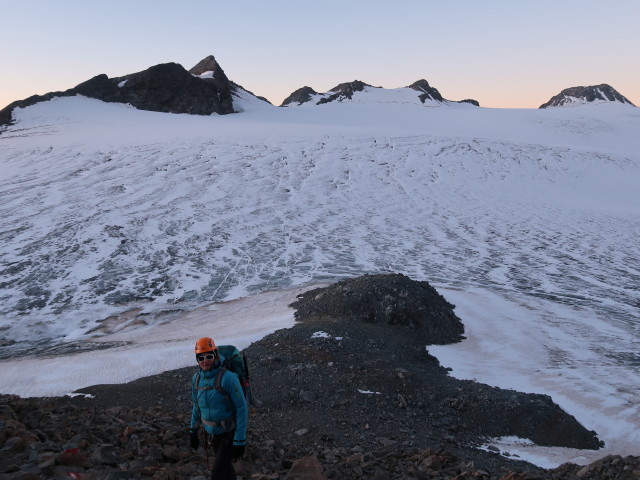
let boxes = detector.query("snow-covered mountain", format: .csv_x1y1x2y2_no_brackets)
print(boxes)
3,56,634,124
539,84,635,108
280,78,477,107
0,55,270,127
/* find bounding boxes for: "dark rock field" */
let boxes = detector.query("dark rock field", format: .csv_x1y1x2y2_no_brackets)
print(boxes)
2,274,638,479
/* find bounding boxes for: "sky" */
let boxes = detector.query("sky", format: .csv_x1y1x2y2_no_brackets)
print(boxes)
2,0,639,110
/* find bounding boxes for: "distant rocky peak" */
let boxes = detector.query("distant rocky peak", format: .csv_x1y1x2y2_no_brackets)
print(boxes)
279,78,478,108
329,80,371,96
0,57,238,128
316,80,374,105
189,55,223,77
407,79,433,93
539,84,635,108
407,79,444,103
281,86,318,107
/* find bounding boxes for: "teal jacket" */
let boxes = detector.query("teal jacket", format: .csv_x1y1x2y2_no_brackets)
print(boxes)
190,356,248,446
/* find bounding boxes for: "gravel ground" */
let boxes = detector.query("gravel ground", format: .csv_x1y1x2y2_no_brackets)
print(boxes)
57,274,606,478
5,274,629,479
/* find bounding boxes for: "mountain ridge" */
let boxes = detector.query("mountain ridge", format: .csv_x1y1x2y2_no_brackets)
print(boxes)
0,55,269,128
280,78,476,107
1,55,635,128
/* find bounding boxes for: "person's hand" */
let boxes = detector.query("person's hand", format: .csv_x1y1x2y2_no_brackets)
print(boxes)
189,430,199,450
232,444,245,460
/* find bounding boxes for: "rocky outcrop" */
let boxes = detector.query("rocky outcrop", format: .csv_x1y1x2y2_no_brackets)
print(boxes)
0,90,63,127
0,273,624,480
407,80,478,106
317,80,373,105
407,79,445,103
282,274,601,452
109,61,234,115
289,273,464,344
189,55,273,104
457,98,480,106
188,54,224,77
0,56,239,128
280,81,375,106
281,86,319,106
280,79,478,107
539,84,635,108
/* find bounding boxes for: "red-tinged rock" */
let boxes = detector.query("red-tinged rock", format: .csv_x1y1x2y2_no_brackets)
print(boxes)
285,456,326,480
56,447,91,468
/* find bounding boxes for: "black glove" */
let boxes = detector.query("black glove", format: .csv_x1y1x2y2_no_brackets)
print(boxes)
189,430,199,450
232,444,245,460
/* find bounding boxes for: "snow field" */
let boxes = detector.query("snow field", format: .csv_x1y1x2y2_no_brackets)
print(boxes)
1,95,639,467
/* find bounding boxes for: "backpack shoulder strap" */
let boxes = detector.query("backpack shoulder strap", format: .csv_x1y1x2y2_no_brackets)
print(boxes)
194,370,217,391
214,367,234,411
214,367,227,389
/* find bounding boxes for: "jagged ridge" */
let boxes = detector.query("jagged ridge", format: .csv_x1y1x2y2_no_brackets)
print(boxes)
2,55,635,123
281,78,479,107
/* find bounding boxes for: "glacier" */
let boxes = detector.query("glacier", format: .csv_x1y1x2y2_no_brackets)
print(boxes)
0,90,639,466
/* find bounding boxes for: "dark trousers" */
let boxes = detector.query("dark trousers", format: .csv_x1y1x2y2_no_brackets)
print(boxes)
210,431,235,480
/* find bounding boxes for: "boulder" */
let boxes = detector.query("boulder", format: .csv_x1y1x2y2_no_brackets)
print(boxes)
285,456,326,480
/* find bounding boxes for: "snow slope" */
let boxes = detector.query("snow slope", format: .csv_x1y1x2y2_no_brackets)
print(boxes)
0,93,639,466
1,95,638,347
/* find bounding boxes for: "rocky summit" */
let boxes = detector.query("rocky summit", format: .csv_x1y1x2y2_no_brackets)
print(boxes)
281,80,377,106
280,86,319,106
0,55,240,128
1,273,635,480
317,80,373,105
188,55,225,78
539,84,635,108
407,79,445,103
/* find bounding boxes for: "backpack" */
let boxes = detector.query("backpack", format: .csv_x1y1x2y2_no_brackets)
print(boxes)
217,344,253,407
194,345,254,409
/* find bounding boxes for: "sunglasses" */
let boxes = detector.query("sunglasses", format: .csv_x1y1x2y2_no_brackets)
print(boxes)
197,353,215,362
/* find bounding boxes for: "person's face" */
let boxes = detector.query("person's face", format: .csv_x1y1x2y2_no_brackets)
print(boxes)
197,351,216,371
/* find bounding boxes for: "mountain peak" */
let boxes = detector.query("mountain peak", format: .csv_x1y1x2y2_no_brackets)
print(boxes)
328,80,372,95
0,56,251,127
539,84,635,108
281,86,318,107
316,80,374,105
189,55,222,76
407,79,444,103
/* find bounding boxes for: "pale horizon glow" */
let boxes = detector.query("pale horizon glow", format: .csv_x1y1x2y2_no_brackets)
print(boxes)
2,0,639,110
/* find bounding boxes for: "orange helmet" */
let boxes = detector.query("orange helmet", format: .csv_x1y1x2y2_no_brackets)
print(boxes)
194,337,217,354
